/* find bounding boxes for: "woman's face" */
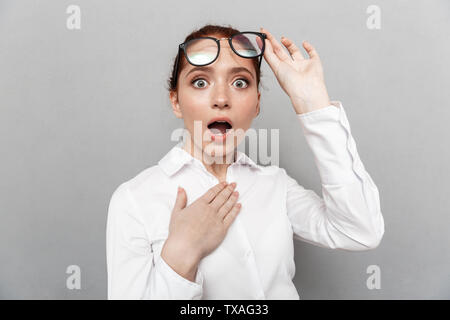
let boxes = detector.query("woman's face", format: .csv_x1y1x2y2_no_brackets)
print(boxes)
170,34,261,161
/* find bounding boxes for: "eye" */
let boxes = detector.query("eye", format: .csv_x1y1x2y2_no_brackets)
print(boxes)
233,78,249,89
192,78,208,88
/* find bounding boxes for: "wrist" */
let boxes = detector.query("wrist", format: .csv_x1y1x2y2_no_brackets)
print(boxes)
291,97,332,115
161,237,202,282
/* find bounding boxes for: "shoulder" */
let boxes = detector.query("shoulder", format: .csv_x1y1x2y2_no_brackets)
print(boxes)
113,164,174,205
125,164,169,193
107,164,175,239
253,164,301,192
247,163,289,190
108,165,167,208
254,163,288,178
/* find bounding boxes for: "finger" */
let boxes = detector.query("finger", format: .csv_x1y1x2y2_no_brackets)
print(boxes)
217,190,239,220
223,203,242,229
259,27,279,70
173,187,187,212
210,182,236,211
261,27,291,62
303,41,320,60
280,36,305,61
255,35,264,51
201,181,227,203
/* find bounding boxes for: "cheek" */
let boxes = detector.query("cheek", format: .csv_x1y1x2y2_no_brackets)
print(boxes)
234,92,258,116
179,91,209,120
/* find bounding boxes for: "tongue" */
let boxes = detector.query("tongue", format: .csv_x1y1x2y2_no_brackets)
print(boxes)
209,122,228,135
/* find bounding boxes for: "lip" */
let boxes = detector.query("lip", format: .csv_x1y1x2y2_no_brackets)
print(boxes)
207,116,233,128
207,127,234,142
206,116,234,143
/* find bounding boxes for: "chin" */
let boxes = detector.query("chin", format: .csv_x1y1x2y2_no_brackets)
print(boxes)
202,141,237,163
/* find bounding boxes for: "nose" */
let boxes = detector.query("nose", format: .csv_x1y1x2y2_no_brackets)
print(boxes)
212,82,230,109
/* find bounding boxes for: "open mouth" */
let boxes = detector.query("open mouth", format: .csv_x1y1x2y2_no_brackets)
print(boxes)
207,119,233,136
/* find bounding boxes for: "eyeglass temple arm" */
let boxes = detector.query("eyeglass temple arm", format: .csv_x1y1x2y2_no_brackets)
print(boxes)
258,34,266,69
173,48,181,88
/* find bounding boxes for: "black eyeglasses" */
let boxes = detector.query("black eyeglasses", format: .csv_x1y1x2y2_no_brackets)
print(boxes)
173,31,267,88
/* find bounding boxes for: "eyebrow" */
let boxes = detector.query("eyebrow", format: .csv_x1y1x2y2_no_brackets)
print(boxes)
184,66,255,80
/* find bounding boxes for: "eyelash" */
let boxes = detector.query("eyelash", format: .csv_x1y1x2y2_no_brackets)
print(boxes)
191,77,250,88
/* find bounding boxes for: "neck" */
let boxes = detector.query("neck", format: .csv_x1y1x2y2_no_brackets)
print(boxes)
182,140,236,182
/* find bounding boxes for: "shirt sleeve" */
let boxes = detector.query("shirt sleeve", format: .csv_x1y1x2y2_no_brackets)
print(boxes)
284,100,385,251
106,183,204,299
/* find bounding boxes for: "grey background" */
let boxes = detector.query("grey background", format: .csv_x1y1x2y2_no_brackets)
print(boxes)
1,0,449,299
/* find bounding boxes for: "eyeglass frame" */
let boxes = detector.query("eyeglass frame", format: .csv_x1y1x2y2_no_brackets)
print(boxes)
172,31,267,88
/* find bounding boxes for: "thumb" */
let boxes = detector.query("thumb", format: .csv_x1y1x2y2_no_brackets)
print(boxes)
173,187,187,212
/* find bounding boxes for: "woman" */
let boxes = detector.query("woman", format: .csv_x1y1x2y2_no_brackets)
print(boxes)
106,24,385,300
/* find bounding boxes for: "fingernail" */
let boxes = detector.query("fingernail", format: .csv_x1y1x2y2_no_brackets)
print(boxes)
177,187,181,193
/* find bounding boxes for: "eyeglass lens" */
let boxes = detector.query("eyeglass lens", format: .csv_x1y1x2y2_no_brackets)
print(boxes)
185,33,264,66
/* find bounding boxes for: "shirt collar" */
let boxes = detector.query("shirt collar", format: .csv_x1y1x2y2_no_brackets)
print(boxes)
158,143,261,177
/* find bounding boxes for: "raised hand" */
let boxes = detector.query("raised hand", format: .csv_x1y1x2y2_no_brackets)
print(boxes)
260,27,332,115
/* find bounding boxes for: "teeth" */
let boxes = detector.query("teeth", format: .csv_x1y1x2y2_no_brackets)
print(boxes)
209,128,225,136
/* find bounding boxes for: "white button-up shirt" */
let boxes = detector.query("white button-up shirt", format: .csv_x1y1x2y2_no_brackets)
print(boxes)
106,100,385,300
